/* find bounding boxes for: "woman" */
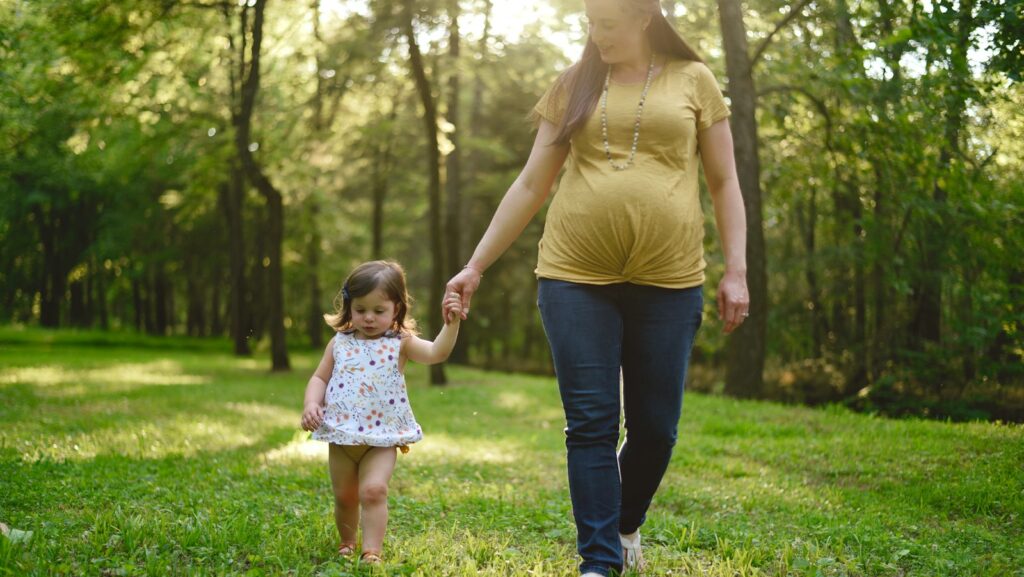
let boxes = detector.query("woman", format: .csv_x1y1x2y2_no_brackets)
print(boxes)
444,1,749,574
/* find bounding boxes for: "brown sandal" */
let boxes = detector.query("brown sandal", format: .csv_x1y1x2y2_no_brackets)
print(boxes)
337,542,357,557
360,551,382,564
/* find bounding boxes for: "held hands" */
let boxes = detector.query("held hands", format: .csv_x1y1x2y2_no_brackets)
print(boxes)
717,269,750,334
442,266,482,324
301,402,324,432
443,290,464,324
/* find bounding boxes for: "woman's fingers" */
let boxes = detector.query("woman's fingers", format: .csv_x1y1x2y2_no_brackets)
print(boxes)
444,270,479,321
717,285,726,322
718,276,750,334
725,300,741,333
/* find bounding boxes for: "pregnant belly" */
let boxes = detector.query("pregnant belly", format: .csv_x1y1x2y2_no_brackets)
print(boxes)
542,184,702,278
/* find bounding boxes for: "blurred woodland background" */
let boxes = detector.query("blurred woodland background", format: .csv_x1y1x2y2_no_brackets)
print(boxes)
1,0,1021,420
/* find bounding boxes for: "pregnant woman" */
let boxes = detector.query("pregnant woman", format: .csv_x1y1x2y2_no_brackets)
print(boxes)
444,1,749,574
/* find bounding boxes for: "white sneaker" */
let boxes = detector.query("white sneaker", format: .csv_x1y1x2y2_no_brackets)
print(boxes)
620,530,646,572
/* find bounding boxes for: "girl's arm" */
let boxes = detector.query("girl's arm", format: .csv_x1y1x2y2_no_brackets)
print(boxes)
301,336,335,431
402,319,460,366
404,294,463,365
698,119,750,334
443,119,570,321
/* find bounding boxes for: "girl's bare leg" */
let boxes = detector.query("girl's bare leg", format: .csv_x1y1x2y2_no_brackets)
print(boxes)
327,444,361,549
357,446,397,555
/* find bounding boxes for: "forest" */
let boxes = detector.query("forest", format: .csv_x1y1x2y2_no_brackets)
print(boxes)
2,0,1022,421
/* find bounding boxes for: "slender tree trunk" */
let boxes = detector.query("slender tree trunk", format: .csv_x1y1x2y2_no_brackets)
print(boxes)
95,254,109,329
83,252,94,327
308,0,326,349
454,0,492,366
36,205,61,328
69,280,85,327
233,0,289,370
307,199,324,348
250,219,267,341
224,171,251,354
143,270,155,334
402,0,447,385
221,3,252,356
797,186,822,358
445,0,467,364
211,270,224,336
154,263,169,335
717,0,766,398
371,100,397,260
132,276,142,332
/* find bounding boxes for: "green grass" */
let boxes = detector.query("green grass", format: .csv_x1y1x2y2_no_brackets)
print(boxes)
1,326,1021,576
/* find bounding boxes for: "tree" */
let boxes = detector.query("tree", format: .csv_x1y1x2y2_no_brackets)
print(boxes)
401,0,447,385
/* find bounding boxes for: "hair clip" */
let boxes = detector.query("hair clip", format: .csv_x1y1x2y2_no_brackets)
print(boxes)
342,284,351,301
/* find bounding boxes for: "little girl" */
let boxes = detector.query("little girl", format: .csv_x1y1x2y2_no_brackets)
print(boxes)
301,260,462,563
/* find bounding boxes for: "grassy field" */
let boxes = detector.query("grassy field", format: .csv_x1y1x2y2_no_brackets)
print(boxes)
0,326,1021,576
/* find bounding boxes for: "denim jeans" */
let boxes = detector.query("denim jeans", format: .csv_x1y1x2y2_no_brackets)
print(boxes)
537,278,704,576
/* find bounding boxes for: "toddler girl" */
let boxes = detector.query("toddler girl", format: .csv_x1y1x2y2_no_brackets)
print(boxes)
301,260,462,563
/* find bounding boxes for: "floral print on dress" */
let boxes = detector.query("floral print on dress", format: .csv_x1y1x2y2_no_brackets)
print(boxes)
312,331,423,448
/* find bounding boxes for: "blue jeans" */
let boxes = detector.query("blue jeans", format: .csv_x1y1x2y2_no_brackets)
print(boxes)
537,278,704,576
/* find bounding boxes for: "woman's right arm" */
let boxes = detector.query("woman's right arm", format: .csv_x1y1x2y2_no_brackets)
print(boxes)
444,119,570,320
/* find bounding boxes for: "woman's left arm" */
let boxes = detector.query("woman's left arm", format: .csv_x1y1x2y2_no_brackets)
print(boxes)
698,119,750,334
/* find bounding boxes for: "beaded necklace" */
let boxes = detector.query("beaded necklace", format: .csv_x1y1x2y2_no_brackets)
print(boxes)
600,53,657,171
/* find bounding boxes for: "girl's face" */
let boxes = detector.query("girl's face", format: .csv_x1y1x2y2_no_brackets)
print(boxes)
350,287,399,339
584,0,651,65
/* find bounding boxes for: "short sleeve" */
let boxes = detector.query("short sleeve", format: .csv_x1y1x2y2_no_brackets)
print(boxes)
532,76,569,127
693,64,731,130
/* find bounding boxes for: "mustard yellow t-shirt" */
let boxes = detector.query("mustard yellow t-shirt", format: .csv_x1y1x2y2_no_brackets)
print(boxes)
533,58,731,288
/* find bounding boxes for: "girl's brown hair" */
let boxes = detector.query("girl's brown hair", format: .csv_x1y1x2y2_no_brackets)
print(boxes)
548,0,704,145
324,260,419,336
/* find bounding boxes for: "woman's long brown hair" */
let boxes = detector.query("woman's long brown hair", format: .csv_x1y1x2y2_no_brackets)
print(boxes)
550,0,704,145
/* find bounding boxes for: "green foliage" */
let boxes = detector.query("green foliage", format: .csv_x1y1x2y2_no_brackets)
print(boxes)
1,0,1022,416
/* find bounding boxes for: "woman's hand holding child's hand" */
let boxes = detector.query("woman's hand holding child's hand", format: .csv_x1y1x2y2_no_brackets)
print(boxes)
443,291,464,324
301,402,325,431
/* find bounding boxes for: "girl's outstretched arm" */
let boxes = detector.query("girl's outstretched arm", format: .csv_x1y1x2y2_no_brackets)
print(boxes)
301,336,335,431
403,296,462,365
443,119,569,321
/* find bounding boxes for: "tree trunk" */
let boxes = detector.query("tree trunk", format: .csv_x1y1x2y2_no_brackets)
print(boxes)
211,269,224,336
222,170,251,354
371,101,397,260
143,270,155,334
69,280,86,327
308,0,326,349
454,0,492,366
402,0,447,385
154,263,169,335
796,185,822,358
132,276,142,332
307,199,324,348
95,254,109,330
221,3,253,355
233,0,289,370
717,0,766,398
445,0,467,364
36,205,61,328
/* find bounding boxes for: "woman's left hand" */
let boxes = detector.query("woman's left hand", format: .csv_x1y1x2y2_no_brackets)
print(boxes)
717,270,750,334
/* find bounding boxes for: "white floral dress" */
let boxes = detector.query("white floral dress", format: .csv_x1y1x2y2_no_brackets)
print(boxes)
312,331,423,448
